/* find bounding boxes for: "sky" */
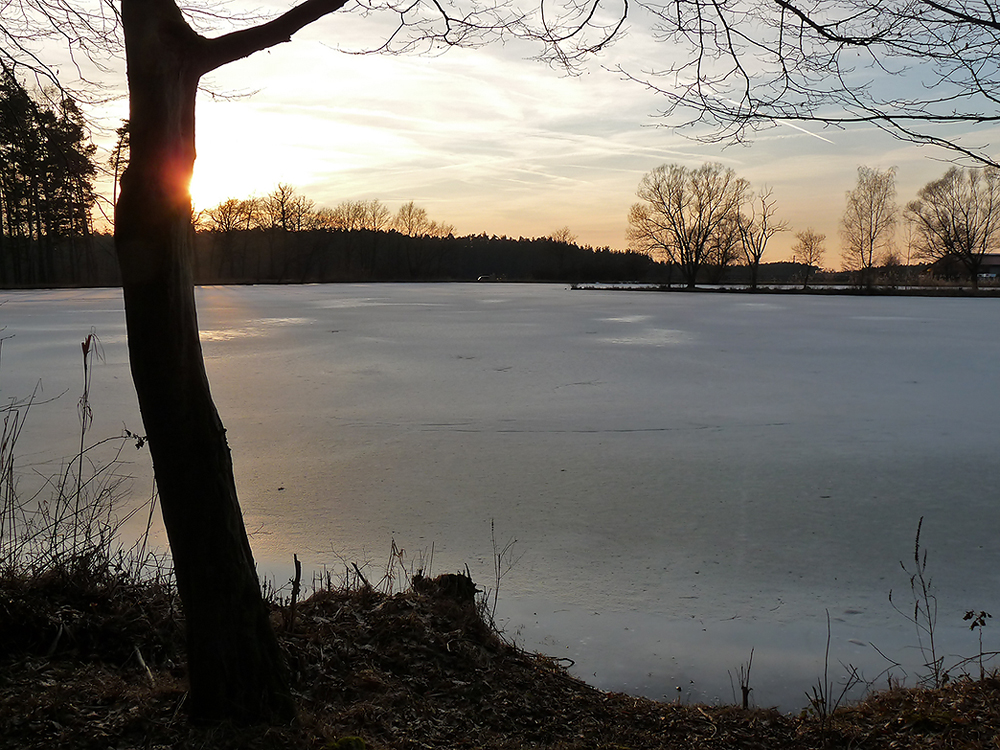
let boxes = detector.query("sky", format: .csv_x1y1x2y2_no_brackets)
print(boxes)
76,2,1000,264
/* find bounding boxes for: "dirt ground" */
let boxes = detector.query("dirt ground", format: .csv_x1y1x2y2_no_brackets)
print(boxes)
2,570,998,749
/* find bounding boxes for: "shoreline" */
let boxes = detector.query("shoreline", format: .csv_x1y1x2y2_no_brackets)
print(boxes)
2,569,998,749
571,282,1000,297
3,278,1000,297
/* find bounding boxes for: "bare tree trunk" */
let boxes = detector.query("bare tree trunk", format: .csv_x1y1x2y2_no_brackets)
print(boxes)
112,0,349,722
114,0,295,723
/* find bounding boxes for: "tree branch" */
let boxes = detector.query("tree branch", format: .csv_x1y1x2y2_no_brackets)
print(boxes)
198,0,350,74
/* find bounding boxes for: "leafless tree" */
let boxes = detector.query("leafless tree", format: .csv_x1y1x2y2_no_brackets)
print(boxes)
392,200,454,237
312,205,338,229
393,200,429,235
0,2,121,94
325,200,360,229
328,198,391,231
627,162,749,288
791,228,826,289
549,225,578,244
737,187,786,290
204,197,246,233
202,196,261,277
627,203,673,259
841,166,897,289
237,197,261,230
906,167,1000,289
610,0,1000,167
115,1,375,724
261,183,315,231
359,198,391,231
704,212,741,282
425,219,455,238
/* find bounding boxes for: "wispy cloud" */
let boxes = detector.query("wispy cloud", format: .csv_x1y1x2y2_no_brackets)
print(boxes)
80,12,970,256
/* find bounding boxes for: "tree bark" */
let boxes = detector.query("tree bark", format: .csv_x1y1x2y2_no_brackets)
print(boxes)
114,0,346,723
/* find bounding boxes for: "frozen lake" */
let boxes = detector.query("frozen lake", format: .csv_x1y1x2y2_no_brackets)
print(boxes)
2,283,998,711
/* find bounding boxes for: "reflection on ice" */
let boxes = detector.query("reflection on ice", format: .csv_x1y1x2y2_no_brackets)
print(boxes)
199,317,315,342
314,297,447,309
602,314,653,323
600,328,690,345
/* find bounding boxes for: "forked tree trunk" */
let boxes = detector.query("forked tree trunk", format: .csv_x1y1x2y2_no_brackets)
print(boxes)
114,0,346,723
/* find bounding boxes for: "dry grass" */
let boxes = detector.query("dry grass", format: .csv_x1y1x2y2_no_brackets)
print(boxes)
2,570,1000,750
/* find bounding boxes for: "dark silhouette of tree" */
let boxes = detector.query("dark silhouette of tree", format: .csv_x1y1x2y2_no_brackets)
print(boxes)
262,182,316,232
393,200,429,235
737,187,786,290
202,196,265,279
110,120,129,206
704,212,740,283
390,201,455,274
41,96,98,276
791,228,826,289
548,226,577,244
205,197,249,234
0,64,97,285
0,65,40,283
392,200,454,237
110,0,373,723
627,201,678,284
257,184,318,277
328,198,391,231
906,167,1000,289
627,163,748,288
841,166,897,289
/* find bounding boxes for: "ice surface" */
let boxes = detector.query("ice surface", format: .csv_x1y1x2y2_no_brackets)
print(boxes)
2,283,998,710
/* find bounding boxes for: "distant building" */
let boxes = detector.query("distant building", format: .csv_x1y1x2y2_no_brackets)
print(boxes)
982,253,1000,277
928,252,1000,279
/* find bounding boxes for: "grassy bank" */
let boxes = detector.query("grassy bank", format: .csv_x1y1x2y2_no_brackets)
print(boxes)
2,565,999,750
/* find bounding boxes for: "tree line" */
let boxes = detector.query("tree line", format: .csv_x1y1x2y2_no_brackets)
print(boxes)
3,93,996,293
627,162,1000,290
0,180,663,286
836,164,1000,290
0,63,100,286
193,185,656,284
198,187,455,237
0,64,993,293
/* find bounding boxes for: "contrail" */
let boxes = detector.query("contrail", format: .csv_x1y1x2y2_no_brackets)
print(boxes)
777,119,836,144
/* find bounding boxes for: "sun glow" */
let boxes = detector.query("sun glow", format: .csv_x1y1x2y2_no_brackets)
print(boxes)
189,160,254,211
189,99,331,211
189,140,287,211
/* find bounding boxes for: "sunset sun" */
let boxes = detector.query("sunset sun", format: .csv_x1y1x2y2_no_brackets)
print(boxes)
188,104,318,211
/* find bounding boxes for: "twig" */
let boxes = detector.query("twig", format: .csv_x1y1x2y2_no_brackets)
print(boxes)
288,553,302,633
890,516,945,687
134,645,155,686
352,562,371,589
